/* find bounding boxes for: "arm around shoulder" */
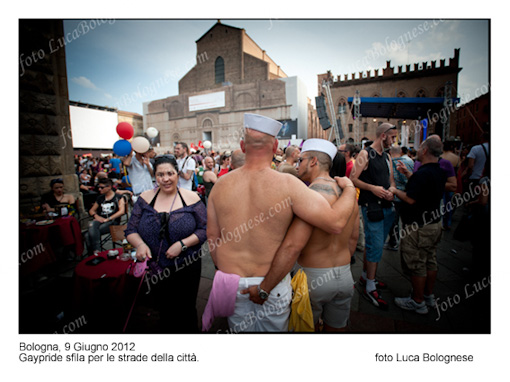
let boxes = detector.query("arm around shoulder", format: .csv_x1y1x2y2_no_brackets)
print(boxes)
288,175,356,235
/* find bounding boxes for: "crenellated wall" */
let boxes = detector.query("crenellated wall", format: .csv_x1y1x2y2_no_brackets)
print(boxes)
317,49,462,143
320,48,461,86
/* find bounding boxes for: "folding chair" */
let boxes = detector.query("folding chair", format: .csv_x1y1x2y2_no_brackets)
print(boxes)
99,193,130,251
109,224,127,248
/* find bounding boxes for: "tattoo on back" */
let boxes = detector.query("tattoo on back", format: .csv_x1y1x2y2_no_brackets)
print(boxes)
310,183,339,196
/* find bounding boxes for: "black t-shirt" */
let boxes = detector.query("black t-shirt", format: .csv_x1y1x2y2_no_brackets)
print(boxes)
400,162,447,227
95,193,121,222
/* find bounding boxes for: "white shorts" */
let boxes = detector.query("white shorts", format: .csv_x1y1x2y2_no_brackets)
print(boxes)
227,274,292,333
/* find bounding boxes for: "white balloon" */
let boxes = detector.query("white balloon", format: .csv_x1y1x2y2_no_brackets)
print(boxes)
203,140,212,149
131,136,151,153
146,127,159,138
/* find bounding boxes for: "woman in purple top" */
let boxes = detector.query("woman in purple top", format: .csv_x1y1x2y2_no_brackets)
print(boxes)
125,155,207,333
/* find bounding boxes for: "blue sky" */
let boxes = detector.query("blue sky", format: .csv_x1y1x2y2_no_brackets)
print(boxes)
64,19,489,115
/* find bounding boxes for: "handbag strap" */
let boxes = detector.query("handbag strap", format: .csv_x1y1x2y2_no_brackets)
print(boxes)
481,143,488,159
384,152,392,177
123,267,146,333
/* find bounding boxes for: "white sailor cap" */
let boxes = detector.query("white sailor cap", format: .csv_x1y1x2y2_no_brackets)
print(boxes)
301,138,337,161
244,113,282,137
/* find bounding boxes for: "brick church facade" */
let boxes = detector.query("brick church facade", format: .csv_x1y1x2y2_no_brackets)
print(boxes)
144,21,325,153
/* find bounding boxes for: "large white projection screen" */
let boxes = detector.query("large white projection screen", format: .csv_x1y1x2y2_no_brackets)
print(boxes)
69,106,119,149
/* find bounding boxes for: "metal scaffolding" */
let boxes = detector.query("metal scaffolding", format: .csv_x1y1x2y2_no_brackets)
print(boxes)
352,90,361,144
322,80,343,147
443,80,453,140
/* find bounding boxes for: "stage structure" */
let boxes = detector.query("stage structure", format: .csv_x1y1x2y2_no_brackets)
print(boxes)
321,80,344,147
347,85,460,146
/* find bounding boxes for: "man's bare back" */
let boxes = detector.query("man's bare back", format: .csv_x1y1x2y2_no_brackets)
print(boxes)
207,122,356,282
207,167,296,277
207,165,357,277
298,179,358,268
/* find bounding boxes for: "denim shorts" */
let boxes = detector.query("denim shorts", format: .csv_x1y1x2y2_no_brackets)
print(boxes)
361,205,395,263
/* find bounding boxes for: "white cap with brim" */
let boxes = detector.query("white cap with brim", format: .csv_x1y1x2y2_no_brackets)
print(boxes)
244,113,282,137
301,138,337,161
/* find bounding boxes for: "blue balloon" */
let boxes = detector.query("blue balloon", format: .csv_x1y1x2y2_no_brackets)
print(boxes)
113,139,132,156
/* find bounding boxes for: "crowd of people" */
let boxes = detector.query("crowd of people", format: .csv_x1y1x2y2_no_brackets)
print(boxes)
39,114,489,333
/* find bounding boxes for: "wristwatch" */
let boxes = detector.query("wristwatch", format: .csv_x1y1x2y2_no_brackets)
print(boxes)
257,285,270,300
179,240,188,252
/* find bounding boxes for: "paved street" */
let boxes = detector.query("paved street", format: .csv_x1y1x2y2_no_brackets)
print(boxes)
19,204,489,334
195,204,490,334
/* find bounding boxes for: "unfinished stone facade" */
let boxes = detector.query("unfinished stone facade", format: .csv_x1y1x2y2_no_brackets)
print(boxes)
145,21,322,152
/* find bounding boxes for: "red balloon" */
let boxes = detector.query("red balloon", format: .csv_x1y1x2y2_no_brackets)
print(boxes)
116,122,134,140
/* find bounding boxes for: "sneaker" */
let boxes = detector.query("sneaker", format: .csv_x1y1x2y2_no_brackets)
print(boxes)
359,276,387,289
394,296,428,314
363,289,389,310
410,289,436,308
424,294,436,308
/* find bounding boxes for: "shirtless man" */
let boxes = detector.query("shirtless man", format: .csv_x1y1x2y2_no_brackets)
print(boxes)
207,114,357,332
243,139,358,332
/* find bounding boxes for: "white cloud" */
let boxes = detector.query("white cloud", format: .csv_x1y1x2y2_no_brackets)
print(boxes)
72,76,99,90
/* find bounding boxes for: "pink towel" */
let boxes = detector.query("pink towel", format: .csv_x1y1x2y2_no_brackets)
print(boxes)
202,270,240,332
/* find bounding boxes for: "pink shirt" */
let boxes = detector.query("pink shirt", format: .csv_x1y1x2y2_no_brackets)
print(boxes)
202,270,240,331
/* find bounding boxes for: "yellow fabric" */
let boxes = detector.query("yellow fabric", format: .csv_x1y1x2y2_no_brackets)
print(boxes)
288,269,314,332
352,159,361,200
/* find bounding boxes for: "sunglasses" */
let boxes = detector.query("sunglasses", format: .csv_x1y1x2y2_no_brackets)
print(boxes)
383,126,397,135
97,185,110,190
298,157,311,164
